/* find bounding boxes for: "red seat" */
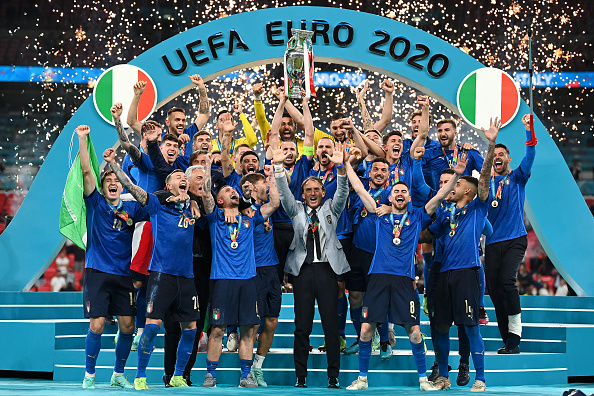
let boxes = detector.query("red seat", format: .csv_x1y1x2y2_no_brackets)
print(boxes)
74,271,83,291
37,284,52,292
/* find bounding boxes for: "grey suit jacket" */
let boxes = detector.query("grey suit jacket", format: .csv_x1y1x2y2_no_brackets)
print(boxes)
275,170,350,277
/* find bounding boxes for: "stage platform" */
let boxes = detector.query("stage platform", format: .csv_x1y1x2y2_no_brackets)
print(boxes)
0,292,593,392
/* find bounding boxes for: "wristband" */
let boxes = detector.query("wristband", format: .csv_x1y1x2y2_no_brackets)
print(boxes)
336,163,345,169
274,164,284,173
253,93,263,101
302,145,315,156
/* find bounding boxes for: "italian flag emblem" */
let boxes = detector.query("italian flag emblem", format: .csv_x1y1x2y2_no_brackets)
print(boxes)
457,68,520,130
92,64,157,127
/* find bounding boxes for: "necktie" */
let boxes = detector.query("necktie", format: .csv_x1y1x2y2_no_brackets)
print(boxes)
310,209,321,260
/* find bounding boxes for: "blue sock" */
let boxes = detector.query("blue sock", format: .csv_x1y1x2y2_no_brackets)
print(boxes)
410,339,428,378
457,325,470,365
174,328,197,376
465,325,485,382
240,359,252,378
136,323,159,378
206,359,219,378
350,307,362,339
478,265,485,308
114,332,133,374
85,329,102,375
338,295,348,338
378,316,389,342
135,287,147,329
358,339,372,377
435,331,450,378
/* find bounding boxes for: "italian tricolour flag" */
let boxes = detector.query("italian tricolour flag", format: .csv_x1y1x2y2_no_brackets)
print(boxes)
457,68,520,130
92,64,157,126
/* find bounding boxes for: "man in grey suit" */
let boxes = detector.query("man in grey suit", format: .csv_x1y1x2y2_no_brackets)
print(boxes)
273,143,350,389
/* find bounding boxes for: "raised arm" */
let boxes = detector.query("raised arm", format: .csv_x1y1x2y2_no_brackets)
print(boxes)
341,118,369,158
425,152,467,215
411,147,431,202
76,125,97,196
113,103,142,164
345,161,377,213
329,142,349,216
373,80,394,133
359,130,386,158
409,95,430,157
273,149,299,217
270,89,288,143
126,82,146,135
260,165,280,219
201,154,216,214
190,74,211,130
145,124,174,178
234,101,258,148
104,148,148,206
253,83,272,144
520,114,536,174
478,117,501,202
301,90,316,160
219,113,237,178
355,80,373,131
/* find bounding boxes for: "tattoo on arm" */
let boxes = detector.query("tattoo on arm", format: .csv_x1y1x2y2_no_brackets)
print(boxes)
478,143,495,201
198,88,209,115
201,167,215,214
108,162,148,205
115,118,141,163
359,100,373,131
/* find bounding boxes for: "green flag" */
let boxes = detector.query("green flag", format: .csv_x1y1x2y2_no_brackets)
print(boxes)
59,134,101,250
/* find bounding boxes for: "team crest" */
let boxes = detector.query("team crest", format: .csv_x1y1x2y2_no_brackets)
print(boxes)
86,301,91,313
146,301,153,314
213,308,220,321
362,306,368,319
326,215,332,224
243,220,250,228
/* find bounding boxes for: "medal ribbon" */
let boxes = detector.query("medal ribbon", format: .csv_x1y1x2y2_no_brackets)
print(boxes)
448,202,469,234
317,163,335,184
264,219,272,230
305,211,319,233
490,173,510,201
370,187,385,205
216,137,235,156
286,164,296,177
108,200,130,223
391,161,405,184
227,213,243,242
390,211,409,239
442,145,459,168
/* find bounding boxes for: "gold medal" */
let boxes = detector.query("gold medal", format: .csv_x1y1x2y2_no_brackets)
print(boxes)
361,209,368,218
491,200,499,208
126,218,133,226
449,230,455,237
189,219,196,225
265,225,273,232
231,241,238,249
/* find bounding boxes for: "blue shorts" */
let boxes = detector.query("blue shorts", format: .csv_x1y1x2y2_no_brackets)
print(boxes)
210,278,260,326
345,246,373,292
361,274,420,326
434,268,480,327
83,268,136,318
145,271,200,323
256,266,282,318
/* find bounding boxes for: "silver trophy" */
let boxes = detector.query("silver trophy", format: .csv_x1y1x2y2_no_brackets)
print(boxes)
284,29,315,99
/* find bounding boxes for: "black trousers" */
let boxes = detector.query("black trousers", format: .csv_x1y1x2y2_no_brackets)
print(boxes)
293,261,340,379
273,224,294,284
485,235,527,344
163,255,212,377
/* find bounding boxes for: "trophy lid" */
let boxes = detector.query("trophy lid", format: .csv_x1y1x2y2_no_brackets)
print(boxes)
290,28,314,39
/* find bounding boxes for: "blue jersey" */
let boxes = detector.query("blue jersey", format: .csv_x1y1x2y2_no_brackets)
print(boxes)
369,208,433,278
428,203,449,264
253,205,279,268
207,208,264,279
147,193,194,278
271,156,313,223
425,146,483,192
351,181,392,254
356,159,373,178
486,167,530,245
403,137,441,190
134,152,165,194
430,198,489,272
311,164,353,238
84,190,148,276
